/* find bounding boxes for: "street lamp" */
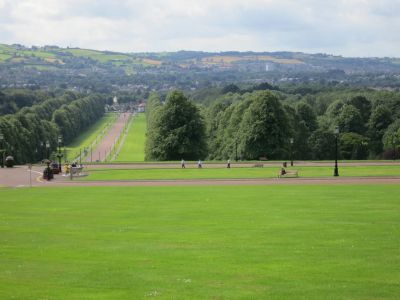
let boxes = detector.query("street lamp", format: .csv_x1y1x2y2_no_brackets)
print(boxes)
289,137,294,167
45,141,50,160
334,126,339,177
235,138,238,162
57,136,63,173
392,135,396,161
0,132,4,168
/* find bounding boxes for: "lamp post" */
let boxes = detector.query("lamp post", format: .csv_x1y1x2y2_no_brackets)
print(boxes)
392,135,396,161
334,126,339,177
235,138,238,162
45,141,50,160
289,137,294,167
0,132,4,168
57,136,63,173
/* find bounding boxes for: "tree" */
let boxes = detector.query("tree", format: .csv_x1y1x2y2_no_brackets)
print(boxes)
337,104,364,134
339,133,369,160
308,128,336,160
348,96,371,124
368,105,392,156
293,102,317,159
382,119,400,158
238,91,289,160
145,90,207,160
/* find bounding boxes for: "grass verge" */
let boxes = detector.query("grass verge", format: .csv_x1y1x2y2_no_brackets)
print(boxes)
115,113,146,162
82,165,400,181
62,113,117,162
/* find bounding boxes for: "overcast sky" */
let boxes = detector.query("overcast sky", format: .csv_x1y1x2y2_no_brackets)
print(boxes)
0,0,399,57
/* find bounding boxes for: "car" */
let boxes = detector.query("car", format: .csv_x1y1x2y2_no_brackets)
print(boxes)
50,162,60,174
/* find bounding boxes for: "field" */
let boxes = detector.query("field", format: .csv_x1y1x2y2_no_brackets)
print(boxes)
63,113,117,161
0,185,399,299
83,165,400,181
115,113,146,162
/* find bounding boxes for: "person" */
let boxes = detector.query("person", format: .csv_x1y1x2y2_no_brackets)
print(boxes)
280,167,286,176
198,159,202,168
64,163,70,175
227,159,231,168
181,159,185,169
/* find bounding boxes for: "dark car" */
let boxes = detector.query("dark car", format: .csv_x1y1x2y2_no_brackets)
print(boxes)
51,162,60,174
5,156,14,168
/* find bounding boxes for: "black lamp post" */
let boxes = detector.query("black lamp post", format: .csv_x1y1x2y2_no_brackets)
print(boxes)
392,135,396,161
235,139,238,162
289,137,294,167
0,133,4,168
334,126,339,177
45,141,50,160
57,136,63,173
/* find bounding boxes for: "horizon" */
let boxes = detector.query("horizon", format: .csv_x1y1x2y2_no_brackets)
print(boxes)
1,0,399,58
2,42,399,59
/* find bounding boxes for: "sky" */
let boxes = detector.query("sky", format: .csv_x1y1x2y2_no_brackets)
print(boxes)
0,0,399,57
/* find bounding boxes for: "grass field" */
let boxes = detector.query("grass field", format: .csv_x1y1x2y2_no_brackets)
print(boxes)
83,165,400,181
63,113,117,161
115,113,146,162
0,185,399,299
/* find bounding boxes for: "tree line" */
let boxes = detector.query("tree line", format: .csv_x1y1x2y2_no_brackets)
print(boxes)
0,91,107,164
145,89,400,161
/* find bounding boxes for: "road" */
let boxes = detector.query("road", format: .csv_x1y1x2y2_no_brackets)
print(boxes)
84,113,131,162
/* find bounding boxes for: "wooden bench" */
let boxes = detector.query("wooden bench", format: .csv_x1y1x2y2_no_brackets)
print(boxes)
278,170,299,178
253,163,264,168
259,157,268,161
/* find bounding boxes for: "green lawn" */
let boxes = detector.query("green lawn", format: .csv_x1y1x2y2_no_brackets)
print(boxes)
0,185,399,299
115,113,146,162
62,113,117,161
83,165,400,181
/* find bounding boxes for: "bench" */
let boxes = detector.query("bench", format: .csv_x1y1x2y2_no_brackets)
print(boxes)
69,166,84,178
253,163,264,168
259,157,268,161
278,170,299,178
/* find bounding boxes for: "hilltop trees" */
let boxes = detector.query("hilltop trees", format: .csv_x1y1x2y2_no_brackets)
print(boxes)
145,91,207,160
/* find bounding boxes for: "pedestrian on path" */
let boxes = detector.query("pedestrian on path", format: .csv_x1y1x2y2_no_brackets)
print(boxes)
181,159,185,169
227,159,231,168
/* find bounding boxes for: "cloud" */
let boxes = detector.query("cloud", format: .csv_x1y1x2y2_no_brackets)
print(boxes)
0,0,399,57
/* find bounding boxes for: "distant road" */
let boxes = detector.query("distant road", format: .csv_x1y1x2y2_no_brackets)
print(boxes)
84,113,131,162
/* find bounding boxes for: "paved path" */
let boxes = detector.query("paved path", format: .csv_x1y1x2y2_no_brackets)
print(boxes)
1,163,400,188
84,113,131,162
83,161,400,170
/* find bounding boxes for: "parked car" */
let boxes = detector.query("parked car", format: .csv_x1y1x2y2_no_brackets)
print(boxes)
5,156,14,168
51,162,60,174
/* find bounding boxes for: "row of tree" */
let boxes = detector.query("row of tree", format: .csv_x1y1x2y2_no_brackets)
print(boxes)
0,92,107,164
145,89,400,161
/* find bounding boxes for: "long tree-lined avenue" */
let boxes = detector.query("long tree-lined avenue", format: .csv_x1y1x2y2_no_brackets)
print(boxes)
84,113,131,162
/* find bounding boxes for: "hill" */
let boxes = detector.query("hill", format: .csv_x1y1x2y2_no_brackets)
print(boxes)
1,44,400,93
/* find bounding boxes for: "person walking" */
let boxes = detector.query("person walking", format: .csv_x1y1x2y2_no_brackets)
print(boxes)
197,159,202,168
227,159,231,168
181,159,185,169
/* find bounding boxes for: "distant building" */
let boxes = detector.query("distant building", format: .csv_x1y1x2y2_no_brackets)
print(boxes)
137,103,146,113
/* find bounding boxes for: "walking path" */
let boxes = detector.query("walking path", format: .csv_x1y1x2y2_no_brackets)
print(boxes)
1,164,400,188
84,113,131,162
